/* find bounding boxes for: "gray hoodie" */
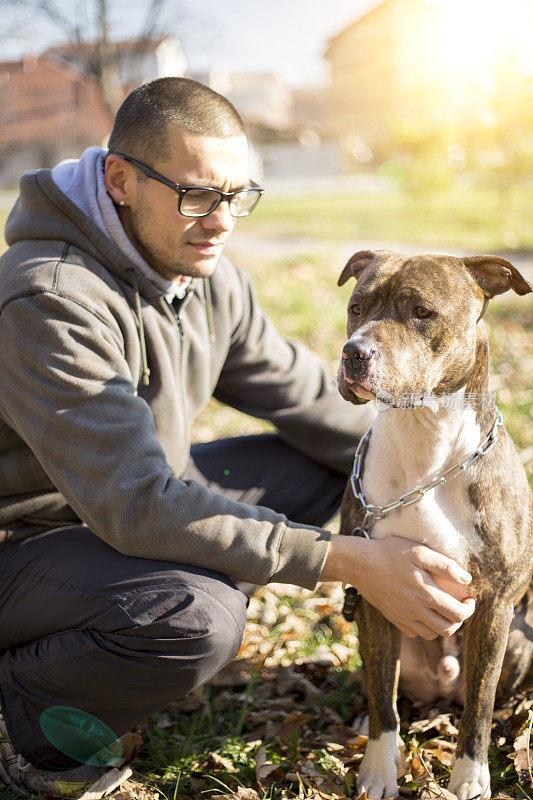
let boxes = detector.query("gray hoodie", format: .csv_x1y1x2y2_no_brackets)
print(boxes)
0,156,370,589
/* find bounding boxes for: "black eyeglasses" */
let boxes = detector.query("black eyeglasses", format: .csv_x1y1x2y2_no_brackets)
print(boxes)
116,154,263,218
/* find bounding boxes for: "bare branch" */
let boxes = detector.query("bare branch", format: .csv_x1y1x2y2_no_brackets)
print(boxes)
139,0,167,41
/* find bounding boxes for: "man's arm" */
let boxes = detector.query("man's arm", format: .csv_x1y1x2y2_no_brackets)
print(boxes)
0,290,330,589
320,534,476,639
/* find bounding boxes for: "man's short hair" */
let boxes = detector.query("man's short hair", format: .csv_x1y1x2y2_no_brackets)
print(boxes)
107,77,246,163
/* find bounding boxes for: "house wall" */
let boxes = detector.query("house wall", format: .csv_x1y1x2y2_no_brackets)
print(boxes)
0,58,113,185
325,0,440,148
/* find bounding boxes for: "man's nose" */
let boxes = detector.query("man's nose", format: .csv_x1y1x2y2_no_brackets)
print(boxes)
342,339,376,364
200,199,235,232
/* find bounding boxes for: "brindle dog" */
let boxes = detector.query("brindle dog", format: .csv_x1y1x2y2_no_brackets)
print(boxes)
337,251,533,800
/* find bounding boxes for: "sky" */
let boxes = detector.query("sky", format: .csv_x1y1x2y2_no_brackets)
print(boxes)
3,0,531,86
1,0,380,87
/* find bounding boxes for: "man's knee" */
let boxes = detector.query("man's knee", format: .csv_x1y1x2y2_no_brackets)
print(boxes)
111,574,248,679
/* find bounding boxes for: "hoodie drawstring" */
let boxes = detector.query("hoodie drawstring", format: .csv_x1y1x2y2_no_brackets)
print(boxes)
203,277,215,345
125,267,151,386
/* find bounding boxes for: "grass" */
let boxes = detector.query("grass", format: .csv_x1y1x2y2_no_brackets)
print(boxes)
241,182,533,252
2,180,533,253
0,184,532,799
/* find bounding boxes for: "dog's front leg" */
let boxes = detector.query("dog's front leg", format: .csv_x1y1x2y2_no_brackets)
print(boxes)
449,595,514,800
356,597,402,800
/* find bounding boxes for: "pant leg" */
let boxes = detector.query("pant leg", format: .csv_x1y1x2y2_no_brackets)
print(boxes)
0,526,247,769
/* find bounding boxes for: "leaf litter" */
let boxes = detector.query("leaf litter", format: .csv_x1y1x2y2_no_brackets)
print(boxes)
106,582,533,800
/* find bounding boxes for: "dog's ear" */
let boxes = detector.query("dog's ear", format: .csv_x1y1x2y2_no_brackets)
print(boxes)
463,255,532,297
337,250,376,287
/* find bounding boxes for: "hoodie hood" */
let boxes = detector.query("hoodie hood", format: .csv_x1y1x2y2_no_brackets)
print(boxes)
51,147,191,301
5,154,196,303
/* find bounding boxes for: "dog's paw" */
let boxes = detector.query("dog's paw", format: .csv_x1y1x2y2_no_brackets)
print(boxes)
357,731,400,799
448,756,490,800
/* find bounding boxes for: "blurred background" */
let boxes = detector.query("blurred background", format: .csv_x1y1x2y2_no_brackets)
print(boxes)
0,0,531,480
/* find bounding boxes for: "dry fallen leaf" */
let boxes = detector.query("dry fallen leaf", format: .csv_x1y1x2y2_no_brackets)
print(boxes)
280,711,313,732
114,776,162,800
510,720,533,786
204,752,238,773
421,738,456,768
396,739,410,781
350,712,369,736
419,780,458,800
409,713,458,738
407,738,432,786
295,675,323,701
254,743,284,787
78,767,133,800
214,788,261,800
322,742,345,753
346,734,368,752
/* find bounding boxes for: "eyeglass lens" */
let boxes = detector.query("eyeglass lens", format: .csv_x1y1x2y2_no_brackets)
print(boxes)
180,188,261,217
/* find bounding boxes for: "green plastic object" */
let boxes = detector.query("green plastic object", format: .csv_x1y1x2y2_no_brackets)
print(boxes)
39,707,123,767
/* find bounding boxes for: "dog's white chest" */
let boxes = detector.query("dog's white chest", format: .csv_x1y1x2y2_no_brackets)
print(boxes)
360,408,484,564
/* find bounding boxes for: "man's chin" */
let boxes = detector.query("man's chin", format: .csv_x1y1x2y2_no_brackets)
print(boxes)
171,253,222,280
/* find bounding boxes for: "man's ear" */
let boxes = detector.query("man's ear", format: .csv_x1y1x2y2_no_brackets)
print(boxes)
337,250,376,287
463,255,532,297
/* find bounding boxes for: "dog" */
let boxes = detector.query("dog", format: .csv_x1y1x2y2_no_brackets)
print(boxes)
336,251,533,800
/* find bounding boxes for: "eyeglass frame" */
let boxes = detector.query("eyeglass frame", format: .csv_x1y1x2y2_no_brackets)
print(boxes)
114,153,264,218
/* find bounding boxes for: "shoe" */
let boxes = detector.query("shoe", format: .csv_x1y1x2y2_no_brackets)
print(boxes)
0,713,142,799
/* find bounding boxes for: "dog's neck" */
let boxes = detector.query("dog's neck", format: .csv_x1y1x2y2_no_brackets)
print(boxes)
366,323,496,487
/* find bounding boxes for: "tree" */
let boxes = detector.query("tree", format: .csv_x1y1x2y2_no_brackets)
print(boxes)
0,0,193,112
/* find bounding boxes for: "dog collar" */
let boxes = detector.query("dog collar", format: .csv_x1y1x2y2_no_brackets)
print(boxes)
342,408,503,622
349,407,503,536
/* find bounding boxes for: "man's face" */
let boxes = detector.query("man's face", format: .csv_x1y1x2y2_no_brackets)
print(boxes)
107,127,250,280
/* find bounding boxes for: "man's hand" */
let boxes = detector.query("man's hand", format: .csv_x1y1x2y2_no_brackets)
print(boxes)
320,534,475,639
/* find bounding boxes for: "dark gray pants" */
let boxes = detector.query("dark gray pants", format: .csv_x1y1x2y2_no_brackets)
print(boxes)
0,434,346,769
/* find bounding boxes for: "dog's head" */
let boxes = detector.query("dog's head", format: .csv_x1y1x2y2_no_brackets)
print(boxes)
336,250,531,407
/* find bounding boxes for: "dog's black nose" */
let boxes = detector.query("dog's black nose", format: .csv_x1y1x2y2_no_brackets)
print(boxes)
343,340,375,362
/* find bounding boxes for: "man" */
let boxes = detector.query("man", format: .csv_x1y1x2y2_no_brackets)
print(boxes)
0,77,475,798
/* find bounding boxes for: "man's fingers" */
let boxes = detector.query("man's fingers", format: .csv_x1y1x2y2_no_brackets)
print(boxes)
412,545,472,586
424,583,476,624
345,537,477,641
459,597,476,619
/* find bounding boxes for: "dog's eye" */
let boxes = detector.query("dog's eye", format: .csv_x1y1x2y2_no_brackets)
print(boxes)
350,303,361,315
414,306,431,318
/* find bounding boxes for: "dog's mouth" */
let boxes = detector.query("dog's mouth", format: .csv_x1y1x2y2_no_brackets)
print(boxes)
339,363,429,408
339,364,375,400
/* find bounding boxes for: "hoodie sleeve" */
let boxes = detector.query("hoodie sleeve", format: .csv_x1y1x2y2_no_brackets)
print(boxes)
0,291,330,589
213,263,374,475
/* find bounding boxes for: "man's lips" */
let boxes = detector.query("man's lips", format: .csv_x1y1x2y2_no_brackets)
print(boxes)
188,240,225,255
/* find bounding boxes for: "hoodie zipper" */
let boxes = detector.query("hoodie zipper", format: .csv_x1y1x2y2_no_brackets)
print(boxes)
165,292,194,339
164,292,194,461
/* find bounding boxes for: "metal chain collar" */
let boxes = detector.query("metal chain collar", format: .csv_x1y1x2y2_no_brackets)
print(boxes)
350,407,503,533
